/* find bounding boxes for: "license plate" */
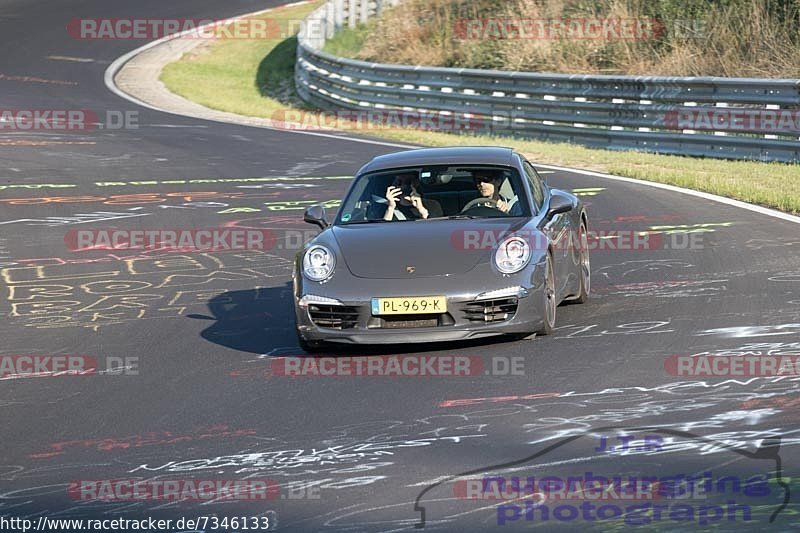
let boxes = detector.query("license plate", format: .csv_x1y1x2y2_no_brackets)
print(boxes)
371,296,447,315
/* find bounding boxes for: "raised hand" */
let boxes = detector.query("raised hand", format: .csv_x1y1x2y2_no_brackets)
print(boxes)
406,191,429,218
386,185,402,208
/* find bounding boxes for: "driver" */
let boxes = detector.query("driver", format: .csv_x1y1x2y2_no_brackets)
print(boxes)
383,172,442,220
469,171,522,215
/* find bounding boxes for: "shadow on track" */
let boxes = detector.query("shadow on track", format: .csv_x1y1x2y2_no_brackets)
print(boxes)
189,284,541,356
188,285,295,354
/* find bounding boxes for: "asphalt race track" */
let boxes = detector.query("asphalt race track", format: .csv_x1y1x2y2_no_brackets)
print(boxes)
1,0,799,531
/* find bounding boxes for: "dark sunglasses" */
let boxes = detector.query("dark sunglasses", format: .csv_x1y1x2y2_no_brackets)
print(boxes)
473,175,496,183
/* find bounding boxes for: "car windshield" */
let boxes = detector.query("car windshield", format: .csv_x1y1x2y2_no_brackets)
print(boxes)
336,165,530,224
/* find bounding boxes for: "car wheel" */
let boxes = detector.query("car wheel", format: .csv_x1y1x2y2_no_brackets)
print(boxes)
575,222,590,304
536,253,556,335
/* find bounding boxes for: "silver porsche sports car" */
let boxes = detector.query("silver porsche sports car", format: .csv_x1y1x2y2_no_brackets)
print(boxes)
293,147,590,350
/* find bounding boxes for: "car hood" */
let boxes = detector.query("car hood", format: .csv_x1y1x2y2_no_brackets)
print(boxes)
331,218,530,279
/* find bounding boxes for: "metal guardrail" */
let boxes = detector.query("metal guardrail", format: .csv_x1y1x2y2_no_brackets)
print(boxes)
296,0,800,162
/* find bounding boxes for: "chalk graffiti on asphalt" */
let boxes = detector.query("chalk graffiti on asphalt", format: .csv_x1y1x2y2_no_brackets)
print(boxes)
1,251,292,330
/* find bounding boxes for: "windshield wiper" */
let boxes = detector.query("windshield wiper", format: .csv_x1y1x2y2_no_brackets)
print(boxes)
342,219,403,225
443,214,481,220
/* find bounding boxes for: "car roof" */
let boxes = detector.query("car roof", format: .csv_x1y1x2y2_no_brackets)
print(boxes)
357,146,517,174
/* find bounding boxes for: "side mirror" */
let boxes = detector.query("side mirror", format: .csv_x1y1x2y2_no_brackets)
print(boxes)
303,205,329,229
546,191,573,219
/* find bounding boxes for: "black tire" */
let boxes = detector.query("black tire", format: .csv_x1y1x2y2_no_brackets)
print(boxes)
575,222,590,304
536,252,556,335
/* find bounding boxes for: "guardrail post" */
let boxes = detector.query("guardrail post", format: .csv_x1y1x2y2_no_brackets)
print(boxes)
348,0,358,28
334,0,345,32
325,1,335,41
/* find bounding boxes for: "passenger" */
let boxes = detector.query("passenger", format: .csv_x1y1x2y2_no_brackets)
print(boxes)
383,172,443,220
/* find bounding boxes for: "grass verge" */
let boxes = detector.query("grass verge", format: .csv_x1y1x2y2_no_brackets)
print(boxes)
160,2,800,215
323,21,373,57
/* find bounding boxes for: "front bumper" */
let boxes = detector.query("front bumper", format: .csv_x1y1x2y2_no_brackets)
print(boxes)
294,261,547,345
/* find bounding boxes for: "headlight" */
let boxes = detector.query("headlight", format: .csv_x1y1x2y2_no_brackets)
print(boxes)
298,294,342,307
303,245,336,281
494,236,531,274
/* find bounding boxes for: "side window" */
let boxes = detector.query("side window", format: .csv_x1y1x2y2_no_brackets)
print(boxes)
522,161,545,212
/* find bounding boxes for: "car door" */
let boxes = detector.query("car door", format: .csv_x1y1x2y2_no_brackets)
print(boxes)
523,160,571,299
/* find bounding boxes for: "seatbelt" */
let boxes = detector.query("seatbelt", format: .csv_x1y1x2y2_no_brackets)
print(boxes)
372,194,406,220
503,195,519,211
